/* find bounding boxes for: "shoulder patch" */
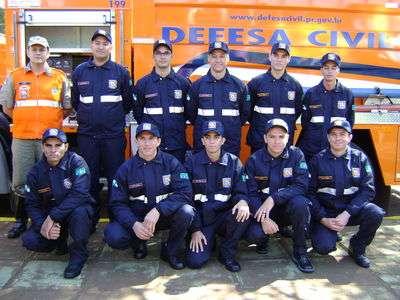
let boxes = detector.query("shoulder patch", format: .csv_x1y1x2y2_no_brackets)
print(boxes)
299,161,308,170
75,167,87,176
180,172,189,180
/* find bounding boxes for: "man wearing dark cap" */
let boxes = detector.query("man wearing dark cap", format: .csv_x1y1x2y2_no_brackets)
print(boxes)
308,120,384,268
0,35,71,238
247,42,303,153
133,39,191,162
297,52,354,162
187,41,250,157
22,128,94,278
245,118,314,273
185,120,250,272
71,29,134,230
104,122,195,270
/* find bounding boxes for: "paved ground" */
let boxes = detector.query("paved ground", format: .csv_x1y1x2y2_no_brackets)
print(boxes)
0,218,399,300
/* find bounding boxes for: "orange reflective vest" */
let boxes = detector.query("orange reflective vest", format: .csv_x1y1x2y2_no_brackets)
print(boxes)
10,67,67,139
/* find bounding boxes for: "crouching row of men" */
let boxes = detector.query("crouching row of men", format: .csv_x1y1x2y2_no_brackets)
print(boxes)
21,119,384,279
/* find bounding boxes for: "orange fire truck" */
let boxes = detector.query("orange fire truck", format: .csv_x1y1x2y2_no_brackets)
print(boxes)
0,0,399,209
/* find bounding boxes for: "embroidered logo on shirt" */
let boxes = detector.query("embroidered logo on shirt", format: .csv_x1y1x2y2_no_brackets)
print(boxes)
222,177,231,188
63,178,72,189
337,100,347,109
229,92,237,102
352,167,361,178
162,174,171,186
245,94,250,102
112,179,119,188
199,93,212,98
75,167,87,176
287,91,295,101
19,85,30,99
186,95,191,101
25,184,31,193
365,164,372,174
108,79,118,89
283,167,293,178
133,94,137,101
174,89,182,99
299,161,308,170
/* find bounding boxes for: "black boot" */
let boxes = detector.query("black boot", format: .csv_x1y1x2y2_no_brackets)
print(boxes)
7,195,27,239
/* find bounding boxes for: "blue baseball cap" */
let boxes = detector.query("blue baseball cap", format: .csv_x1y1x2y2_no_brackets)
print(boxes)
328,119,352,133
136,122,161,138
153,39,172,53
91,29,112,43
321,53,341,66
208,41,229,54
265,118,289,133
201,120,224,136
42,128,67,143
271,42,290,55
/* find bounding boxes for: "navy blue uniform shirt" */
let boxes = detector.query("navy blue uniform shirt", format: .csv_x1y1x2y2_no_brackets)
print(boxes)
24,151,93,232
185,150,248,230
245,145,309,214
308,146,375,221
187,70,250,155
298,80,354,159
247,70,303,150
109,151,193,230
71,59,133,137
133,68,191,151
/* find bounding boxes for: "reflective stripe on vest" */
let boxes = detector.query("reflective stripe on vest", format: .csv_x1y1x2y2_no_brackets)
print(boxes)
310,116,324,123
198,108,214,116
156,193,172,203
129,195,148,203
261,187,270,194
331,117,346,122
214,194,230,202
14,99,61,108
279,107,295,115
222,109,240,116
144,107,163,115
80,96,93,104
317,187,336,196
194,194,208,202
254,105,274,114
343,186,359,195
169,106,184,113
100,95,122,102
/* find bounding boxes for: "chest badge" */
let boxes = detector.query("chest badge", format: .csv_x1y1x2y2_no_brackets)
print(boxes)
288,91,295,101
162,174,171,186
283,167,293,178
19,85,30,99
174,89,182,99
337,100,347,109
229,92,237,102
352,167,360,178
63,178,72,189
108,79,117,89
222,177,231,188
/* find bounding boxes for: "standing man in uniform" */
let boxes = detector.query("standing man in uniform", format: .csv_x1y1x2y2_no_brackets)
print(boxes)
22,128,94,279
185,120,250,272
72,29,134,228
308,120,384,268
297,53,354,162
0,36,71,238
133,40,191,163
187,41,250,157
247,42,303,153
245,118,314,273
104,123,195,270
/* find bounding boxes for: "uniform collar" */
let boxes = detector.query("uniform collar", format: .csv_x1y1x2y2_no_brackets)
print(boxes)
318,79,343,93
261,146,289,162
199,149,229,165
327,146,351,160
266,69,289,82
205,69,231,83
24,62,52,76
135,150,163,166
87,57,112,69
150,68,176,82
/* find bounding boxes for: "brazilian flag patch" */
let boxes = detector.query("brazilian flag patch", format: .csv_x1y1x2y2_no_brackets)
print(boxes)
299,161,308,170
75,167,87,176
180,172,189,179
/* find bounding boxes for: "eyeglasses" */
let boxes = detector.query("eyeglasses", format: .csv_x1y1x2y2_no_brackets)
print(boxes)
154,51,171,57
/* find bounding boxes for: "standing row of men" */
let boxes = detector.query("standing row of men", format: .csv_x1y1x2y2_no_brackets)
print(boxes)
0,30,384,278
